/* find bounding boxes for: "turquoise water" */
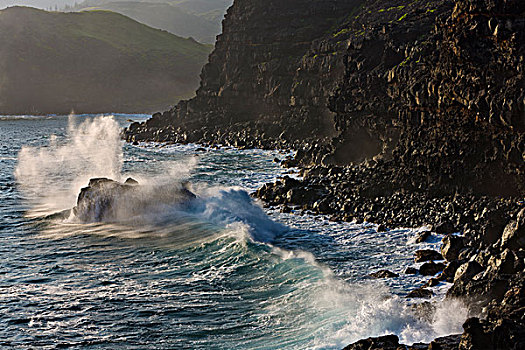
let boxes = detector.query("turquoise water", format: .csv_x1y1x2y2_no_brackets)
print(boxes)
0,114,466,349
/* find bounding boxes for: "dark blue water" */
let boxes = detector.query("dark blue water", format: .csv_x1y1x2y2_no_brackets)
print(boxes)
0,114,467,349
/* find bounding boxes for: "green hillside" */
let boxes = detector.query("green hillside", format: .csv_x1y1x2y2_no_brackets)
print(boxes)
71,0,232,43
0,6,212,114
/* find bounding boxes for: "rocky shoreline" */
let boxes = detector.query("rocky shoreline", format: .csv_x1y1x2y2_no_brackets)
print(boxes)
124,0,525,348
256,164,525,349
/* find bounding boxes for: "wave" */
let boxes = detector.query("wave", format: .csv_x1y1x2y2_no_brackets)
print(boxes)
13,114,469,348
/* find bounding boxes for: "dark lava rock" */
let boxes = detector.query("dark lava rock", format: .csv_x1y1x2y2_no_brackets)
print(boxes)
407,288,434,299
415,249,443,263
416,231,432,243
72,177,195,222
427,334,462,350
72,178,139,222
441,235,465,262
434,220,456,235
405,267,418,275
369,270,399,279
419,262,446,276
424,278,441,288
500,208,525,250
453,261,484,284
376,224,387,232
438,261,461,283
343,334,400,350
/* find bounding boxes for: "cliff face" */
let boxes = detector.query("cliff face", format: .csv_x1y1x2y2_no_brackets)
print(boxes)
127,0,525,197
129,0,365,144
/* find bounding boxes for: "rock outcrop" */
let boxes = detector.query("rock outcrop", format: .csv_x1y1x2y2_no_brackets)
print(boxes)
126,0,524,198
72,178,195,222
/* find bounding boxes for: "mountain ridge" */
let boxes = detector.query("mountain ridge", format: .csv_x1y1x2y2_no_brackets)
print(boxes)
69,0,232,43
0,6,212,114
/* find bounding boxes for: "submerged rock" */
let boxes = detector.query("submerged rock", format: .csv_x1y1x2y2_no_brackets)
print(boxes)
415,250,443,263
419,262,446,276
369,270,399,279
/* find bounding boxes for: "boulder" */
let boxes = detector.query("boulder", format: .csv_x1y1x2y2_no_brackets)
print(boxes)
72,177,195,222
407,287,434,299
500,208,525,250
369,270,399,278
343,334,400,350
420,261,446,276
485,249,519,276
454,261,484,283
438,261,461,283
441,235,465,262
73,178,138,222
415,249,443,262
416,230,432,243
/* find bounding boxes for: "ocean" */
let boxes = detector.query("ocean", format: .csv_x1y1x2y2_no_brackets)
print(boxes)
0,114,467,349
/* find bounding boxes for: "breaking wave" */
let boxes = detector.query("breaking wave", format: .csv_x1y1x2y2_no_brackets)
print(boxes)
12,115,469,348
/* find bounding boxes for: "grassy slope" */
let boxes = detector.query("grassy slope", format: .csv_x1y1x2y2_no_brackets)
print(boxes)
72,0,231,43
0,6,212,114
77,2,219,43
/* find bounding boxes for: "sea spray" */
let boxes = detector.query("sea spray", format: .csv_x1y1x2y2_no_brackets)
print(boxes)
15,115,123,215
9,115,472,348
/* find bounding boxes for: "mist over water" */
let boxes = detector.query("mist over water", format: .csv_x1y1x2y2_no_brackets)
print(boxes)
15,115,123,216
2,114,470,348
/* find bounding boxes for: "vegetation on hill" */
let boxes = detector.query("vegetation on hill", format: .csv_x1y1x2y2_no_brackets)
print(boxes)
69,0,232,43
0,6,212,114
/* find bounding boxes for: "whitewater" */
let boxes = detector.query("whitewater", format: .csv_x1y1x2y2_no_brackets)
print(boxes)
1,114,468,349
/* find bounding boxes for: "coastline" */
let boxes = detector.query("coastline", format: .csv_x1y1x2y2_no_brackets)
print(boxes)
123,132,525,349
121,0,525,347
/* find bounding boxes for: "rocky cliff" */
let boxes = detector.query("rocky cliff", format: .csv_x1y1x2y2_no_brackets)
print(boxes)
127,0,524,197
127,0,525,348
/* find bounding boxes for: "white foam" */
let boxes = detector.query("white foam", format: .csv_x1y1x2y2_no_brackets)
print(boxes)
15,115,123,215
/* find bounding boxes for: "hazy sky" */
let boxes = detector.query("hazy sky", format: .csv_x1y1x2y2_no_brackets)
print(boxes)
0,0,80,10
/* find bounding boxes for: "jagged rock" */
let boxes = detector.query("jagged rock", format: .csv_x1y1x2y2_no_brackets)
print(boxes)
369,270,399,279
419,262,446,276
459,318,494,350
441,235,465,262
72,177,195,222
501,208,525,250
343,334,400,350
438,261,461,283
485,249,519,276
415,249,443,263
427,334,462,350
416,231,432,243
454,261,484,283
424,278,441,288
407,287,434,299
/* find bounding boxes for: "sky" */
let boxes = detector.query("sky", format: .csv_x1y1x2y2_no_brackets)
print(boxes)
0,0,80,10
